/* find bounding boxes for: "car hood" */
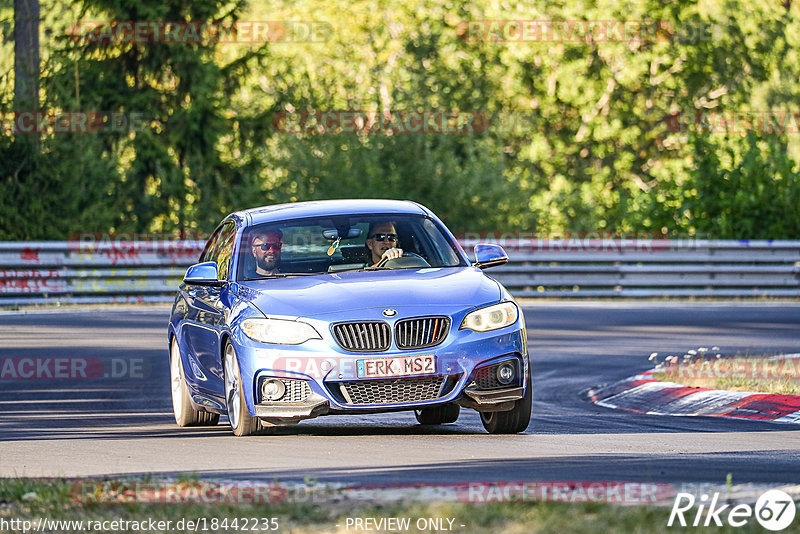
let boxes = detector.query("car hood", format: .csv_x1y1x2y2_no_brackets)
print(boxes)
236,267,501,318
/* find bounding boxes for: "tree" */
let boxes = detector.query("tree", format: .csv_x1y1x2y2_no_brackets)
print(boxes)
1,0,799,239
13,0,39,111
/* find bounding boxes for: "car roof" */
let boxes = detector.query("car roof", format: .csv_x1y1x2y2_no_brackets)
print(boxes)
234,199,431,226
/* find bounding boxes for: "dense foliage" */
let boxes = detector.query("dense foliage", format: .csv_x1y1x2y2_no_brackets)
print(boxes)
1,0,799,239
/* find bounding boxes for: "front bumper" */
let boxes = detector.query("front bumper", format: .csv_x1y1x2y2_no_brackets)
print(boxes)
252,380,526,421
235,318,528,420
457,386,525,412
253,392,330,423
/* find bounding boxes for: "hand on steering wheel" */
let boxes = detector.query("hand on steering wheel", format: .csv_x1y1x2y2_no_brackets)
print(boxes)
375,248,403,268
374,250,431,269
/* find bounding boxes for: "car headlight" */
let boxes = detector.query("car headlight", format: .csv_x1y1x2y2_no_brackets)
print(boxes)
241,318,322,345
460,302,519,332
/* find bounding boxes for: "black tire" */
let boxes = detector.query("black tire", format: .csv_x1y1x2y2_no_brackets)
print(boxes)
480,366,532,434
170,338,220,427
223,341,263,436
415,403,460,425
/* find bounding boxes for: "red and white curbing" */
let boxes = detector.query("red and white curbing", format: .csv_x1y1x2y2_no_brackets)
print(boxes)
585,368,800,424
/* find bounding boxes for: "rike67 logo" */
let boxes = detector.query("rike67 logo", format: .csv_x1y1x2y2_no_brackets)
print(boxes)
668,490,796,531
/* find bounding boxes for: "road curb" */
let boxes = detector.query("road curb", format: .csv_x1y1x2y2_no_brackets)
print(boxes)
585,370,800,424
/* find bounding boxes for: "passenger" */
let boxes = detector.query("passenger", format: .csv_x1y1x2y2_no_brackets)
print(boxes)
365,222,403,266
251,230,283,276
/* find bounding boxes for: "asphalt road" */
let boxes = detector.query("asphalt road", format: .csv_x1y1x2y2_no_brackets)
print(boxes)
1,303,799,486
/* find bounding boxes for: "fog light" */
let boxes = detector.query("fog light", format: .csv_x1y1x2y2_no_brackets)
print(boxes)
261,378,286,401
496,363,515,385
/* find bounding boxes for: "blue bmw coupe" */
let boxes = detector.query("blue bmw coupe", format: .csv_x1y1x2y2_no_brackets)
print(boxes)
168,199,531,435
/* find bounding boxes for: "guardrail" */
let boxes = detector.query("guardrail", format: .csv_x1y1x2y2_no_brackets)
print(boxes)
0,241,203,306
472,239,800,298
0,239,798,305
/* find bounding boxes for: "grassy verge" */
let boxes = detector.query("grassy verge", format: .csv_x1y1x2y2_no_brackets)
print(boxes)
0,478,780,533
652,354,800,395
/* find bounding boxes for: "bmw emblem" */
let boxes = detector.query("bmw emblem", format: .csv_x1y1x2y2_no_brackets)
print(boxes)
382,309,397,317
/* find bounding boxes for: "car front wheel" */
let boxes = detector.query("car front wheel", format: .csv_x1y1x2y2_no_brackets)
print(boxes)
480,368,532,434
414,403,460,425
170,337,219,427
223,341,263,436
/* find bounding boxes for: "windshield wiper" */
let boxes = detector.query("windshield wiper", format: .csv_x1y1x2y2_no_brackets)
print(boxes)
360,266,425,271
266,273,320,278
245,273,320,280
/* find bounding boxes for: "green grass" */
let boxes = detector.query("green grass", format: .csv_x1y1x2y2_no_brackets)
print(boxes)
653,355,800,395
0,478,784,533
713,378,800,395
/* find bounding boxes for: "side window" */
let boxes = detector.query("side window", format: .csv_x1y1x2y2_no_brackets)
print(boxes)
420,218,461,266
200,227,222,263
213,223,237,280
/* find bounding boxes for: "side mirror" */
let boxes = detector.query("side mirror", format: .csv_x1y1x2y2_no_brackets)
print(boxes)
184,262,224,286
473,244,508,269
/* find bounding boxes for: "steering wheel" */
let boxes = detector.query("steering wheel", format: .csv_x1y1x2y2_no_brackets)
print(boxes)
374,251,430,269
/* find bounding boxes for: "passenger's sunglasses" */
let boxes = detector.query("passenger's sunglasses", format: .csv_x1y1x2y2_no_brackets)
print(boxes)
369,233,398,242
254,242,282,251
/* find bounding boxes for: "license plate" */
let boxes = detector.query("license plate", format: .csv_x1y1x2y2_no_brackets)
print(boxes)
356,354,435,379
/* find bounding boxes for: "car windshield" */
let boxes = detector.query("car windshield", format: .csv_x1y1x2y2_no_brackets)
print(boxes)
237,214,466,280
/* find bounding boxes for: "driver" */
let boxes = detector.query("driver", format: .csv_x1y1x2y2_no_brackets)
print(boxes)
251,230,283,276
365,221,403,266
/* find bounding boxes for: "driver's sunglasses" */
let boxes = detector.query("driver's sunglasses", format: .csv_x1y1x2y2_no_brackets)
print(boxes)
369,233,398,242
255,242,282,252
